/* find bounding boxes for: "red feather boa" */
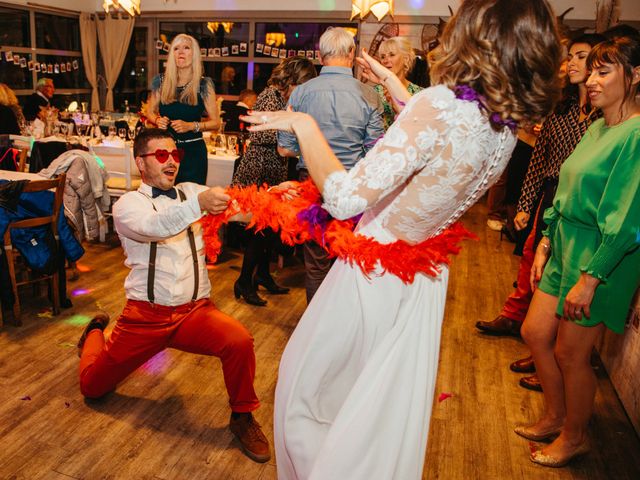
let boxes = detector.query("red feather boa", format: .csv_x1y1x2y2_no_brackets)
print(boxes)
200,180,476,284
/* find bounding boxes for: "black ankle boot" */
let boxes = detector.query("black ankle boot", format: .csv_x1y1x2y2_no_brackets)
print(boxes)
234,280,267,306
253,274,290,294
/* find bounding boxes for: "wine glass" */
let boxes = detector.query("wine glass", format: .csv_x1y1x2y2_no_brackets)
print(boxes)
118,127,127,140
108,125,117,138
227,135,238,154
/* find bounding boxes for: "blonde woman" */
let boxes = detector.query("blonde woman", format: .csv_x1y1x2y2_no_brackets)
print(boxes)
148,34,220,185
0,83,25,134
373,37,423,129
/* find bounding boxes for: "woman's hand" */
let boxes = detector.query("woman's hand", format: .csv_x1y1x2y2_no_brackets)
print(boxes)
156,116,170,129
563,274,599,320
170,119,194,133
530,239,551,291
241,109,312,134
355,48,392,86
514,212,530,231
268,181,301,200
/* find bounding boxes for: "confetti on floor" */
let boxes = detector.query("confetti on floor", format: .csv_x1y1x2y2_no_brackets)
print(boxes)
438,392,454,402
71,288,94,297
63,314,91,326
65,402,70,408
76,263,92,273
20,395,31,401
37,310,53,318
59,342,76,348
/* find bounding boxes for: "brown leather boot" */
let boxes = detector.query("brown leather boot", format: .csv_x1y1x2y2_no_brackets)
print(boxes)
519,374,543,392
475,315,522,337
510,355,535,373
77,312,109,357
229,412,271,463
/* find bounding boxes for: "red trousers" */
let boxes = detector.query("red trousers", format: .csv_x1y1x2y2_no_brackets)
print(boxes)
500,217,537,323
79,298,260,412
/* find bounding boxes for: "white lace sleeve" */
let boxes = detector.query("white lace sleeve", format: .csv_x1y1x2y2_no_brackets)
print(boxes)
322,90,446,220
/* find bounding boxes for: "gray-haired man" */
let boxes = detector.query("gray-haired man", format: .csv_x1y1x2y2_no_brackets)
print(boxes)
278,27,384,303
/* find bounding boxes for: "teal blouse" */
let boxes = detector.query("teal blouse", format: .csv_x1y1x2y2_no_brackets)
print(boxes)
374,82,423,130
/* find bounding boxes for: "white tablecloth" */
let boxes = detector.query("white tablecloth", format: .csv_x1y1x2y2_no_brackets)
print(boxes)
206,152,237,187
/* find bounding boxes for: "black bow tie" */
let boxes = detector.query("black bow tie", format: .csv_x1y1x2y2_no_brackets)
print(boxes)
151,187,177,199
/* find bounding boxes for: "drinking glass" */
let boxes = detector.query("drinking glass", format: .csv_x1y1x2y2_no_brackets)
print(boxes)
108,125,117,138
227,135,238,154
118,127,127,140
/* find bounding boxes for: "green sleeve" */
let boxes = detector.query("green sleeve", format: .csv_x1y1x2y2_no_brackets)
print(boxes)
541,205,560,238
583,130,640,281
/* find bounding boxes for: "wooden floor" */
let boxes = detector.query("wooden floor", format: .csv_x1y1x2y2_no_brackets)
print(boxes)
0,204,639,479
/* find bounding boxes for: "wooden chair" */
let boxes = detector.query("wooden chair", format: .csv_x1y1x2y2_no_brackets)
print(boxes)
3,174,65,325
17,147,29,172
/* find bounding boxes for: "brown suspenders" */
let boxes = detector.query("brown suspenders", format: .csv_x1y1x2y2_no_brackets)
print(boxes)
146,189,199,304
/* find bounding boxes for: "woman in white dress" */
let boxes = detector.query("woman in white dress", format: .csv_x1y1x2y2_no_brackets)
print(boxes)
245,1,562,478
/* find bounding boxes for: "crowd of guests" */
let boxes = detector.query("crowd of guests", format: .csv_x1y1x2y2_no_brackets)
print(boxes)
476,23,640,467
2,3,640,474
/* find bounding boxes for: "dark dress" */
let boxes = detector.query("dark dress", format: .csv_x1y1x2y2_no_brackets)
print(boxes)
222,100,249,133
232,86,287,187
0,105,20,135
151,75,214,185
23,92,49,122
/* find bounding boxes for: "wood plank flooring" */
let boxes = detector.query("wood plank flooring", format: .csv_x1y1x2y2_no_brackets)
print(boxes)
0,204,638,479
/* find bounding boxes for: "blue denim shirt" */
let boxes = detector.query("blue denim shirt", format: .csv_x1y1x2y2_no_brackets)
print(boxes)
278,66,384,171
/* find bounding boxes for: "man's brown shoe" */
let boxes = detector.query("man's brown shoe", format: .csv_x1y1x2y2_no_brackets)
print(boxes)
519,374,543,392
229,413,271,463
510,355,535,373
475,315,522,337
77,312,109,356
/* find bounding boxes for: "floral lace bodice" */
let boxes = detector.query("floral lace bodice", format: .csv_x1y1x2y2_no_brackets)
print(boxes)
322,85,517,244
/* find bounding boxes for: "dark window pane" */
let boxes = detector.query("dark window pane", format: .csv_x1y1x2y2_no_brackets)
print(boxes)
0,7,30,47
254,23,357,58
114,27,148,112
251,61,321,95
36,55,89,92
35,13,81,51
159,61,248,96
159,22,250,58
0,53,33,90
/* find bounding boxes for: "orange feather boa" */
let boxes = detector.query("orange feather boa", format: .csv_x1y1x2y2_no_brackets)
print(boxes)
200,180,476,284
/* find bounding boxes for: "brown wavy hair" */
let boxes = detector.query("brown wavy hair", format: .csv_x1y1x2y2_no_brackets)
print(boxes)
268,57,317,93
429,0,563,130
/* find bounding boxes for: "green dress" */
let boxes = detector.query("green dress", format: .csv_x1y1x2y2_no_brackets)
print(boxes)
538,116,640,333
151,75,214,185
374,82,422,130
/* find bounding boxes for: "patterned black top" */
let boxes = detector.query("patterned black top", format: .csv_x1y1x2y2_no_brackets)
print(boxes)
517,99,600,214
232,86,288,187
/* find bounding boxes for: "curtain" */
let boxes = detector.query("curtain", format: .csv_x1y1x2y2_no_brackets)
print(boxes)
79,13,99,112
96,14,134,111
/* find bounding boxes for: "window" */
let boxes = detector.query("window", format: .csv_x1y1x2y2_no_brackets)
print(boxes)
35,13,81,51
159,21,250,58
0,53,33,90
254,22,357,58
0,7,30,47
114,27,148,112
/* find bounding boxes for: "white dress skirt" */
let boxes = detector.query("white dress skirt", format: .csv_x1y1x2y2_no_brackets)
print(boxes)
274,217,449,480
